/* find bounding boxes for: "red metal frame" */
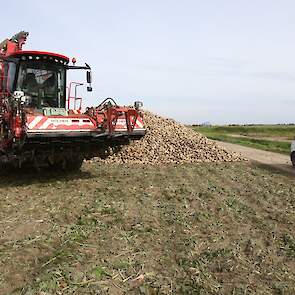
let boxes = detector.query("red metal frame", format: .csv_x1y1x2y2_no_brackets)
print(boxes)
96,106,140,134
67,82,83,110
0,31,28,57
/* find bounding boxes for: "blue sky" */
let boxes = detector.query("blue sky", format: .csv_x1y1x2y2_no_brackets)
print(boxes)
2,0,295,124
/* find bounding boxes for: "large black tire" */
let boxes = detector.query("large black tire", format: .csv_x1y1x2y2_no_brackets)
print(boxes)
65,158,84,171
48,158,84,172
291,152,295,168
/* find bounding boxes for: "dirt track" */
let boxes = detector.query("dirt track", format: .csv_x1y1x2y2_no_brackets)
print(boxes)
216,141,295,176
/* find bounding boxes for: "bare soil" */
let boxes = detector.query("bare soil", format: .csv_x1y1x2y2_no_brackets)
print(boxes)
0,162,295,294
216,141,295,176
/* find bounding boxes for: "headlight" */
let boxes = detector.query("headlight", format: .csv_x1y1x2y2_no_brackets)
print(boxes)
13,91,25,99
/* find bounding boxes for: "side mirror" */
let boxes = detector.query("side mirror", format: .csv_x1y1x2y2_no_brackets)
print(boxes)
86,71,92,84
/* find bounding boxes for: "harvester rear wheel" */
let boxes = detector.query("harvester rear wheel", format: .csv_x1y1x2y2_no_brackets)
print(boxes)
291,152,295,168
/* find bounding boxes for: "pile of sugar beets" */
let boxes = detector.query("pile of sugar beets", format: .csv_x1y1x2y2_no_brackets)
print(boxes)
97,111,244,165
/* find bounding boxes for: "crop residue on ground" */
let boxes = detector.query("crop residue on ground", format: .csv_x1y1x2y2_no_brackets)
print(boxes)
0,162,294,294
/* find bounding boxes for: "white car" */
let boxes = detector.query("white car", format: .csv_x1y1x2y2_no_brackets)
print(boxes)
291,140,295,167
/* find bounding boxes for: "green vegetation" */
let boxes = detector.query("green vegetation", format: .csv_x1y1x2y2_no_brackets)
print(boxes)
193,125,294,154
194,124,295,139
1,162,295,294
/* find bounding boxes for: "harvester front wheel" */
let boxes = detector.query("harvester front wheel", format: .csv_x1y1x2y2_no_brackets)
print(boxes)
291,152,295,168
65,158,84,171
49,158,84,172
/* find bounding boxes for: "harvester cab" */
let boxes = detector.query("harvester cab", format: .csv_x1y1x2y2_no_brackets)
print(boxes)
0,31,146,169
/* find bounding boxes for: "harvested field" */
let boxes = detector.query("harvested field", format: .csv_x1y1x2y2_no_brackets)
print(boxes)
0,162,295,294
98,112,243,164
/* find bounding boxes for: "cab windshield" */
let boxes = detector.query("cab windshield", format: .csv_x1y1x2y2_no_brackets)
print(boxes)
16,61,66,108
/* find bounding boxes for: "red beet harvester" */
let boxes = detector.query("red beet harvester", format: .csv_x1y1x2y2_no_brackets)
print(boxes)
0,31,146,170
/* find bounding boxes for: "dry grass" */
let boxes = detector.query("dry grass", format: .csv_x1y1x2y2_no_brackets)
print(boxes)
0,162,295,294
